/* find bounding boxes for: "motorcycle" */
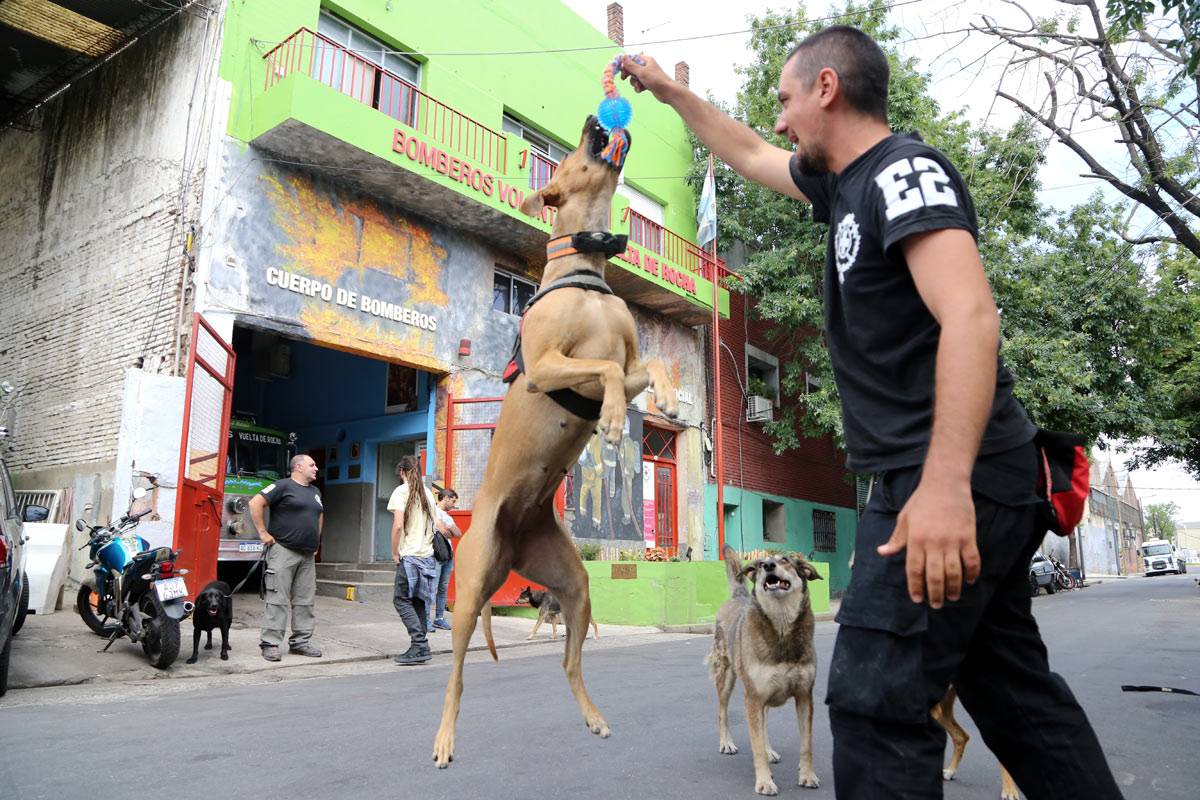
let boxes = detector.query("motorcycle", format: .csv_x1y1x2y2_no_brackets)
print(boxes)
75,490,194,668
1050,556,1077,591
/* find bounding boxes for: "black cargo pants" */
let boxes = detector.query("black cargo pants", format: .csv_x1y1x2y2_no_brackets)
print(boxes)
826,441,1123,799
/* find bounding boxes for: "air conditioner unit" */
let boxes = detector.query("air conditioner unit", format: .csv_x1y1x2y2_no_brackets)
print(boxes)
746,395,773,423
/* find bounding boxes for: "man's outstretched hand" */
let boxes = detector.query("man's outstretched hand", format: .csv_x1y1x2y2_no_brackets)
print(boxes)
619,55,674,101
877,479,981,608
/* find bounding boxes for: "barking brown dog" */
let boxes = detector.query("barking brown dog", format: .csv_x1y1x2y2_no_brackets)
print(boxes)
516,585,600,640
431,115,678,768
933,686,1019,800
708,545,823,795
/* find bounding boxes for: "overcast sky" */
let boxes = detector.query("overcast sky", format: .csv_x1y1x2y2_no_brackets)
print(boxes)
560,0,1200,522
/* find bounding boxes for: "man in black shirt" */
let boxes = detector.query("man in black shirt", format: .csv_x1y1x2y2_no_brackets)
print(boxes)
249,454,324,662
623,26,1121,799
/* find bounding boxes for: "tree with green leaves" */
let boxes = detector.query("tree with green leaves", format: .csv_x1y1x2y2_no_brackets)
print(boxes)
1144,500,1180,541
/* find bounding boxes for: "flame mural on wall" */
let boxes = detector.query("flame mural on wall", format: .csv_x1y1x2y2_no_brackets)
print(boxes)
256,171,449,366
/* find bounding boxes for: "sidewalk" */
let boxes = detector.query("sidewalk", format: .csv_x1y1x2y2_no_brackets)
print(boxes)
5,592,665,692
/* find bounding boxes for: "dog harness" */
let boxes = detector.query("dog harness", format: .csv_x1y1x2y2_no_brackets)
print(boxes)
501,231,625,420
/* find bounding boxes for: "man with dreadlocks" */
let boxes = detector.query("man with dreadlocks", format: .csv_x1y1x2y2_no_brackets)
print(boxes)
389,454,440,665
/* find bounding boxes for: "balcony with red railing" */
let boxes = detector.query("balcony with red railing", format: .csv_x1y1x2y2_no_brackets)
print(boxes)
623,208,729,283
263,28,507,173
601,207,733,325
525,150,557,190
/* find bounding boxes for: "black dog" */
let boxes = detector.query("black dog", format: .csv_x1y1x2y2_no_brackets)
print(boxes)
516,586,599,641
186,580,232,663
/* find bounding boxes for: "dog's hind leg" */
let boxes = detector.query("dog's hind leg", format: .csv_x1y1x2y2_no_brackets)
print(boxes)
516,510,610,739
745,695,778,796
433,507,513,769
527,613,546,640
794,689,820,788
204,629,213,650
932,686,969,781
220,625,230,660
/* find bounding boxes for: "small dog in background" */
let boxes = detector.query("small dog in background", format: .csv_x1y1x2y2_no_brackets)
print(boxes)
516,586,599,641
708,545,823,796
186,580,232,664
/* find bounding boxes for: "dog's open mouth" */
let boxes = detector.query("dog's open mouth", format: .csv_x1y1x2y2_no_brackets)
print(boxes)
587,116,610,160
762,573,792,592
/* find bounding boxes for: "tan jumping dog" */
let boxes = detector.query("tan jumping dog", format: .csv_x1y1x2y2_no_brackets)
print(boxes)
432,115,679,767
933,686,1020,800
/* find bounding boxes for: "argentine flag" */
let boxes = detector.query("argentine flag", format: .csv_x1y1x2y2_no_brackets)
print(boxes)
696,159,717,248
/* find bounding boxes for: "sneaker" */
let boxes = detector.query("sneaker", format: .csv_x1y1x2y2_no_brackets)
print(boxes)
393,644,432,665
427,624,435,632
261,645,281,662
433,618,451,630
289,644,323,658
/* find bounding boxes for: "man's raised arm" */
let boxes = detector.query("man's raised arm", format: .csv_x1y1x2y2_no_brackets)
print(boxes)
621,56,806,202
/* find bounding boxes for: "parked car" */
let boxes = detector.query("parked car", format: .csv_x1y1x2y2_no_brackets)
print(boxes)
1,456,48,696
1030,553,1057,596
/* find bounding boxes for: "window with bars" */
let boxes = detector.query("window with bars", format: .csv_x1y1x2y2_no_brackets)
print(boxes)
316,11,421,126
493,267,537,315
503,115,567,190
813,509,837,552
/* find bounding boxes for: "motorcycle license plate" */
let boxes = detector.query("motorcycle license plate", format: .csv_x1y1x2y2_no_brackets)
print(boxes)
155,577,188,601
238,542,264,553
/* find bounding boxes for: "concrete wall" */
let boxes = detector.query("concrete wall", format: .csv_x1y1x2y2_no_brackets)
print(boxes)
0,10,222,513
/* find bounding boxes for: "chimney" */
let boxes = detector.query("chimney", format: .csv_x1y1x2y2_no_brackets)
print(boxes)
675,61,690,87
607,3,624,46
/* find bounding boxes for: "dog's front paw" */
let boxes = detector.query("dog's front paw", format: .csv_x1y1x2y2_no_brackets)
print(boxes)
798,769,820,789
942,768,957,781
185,656,197,664
432,731,456,769
719,739,739,755
754,777,779,796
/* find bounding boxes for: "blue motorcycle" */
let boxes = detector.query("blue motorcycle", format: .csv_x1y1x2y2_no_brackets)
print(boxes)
76,497,194,669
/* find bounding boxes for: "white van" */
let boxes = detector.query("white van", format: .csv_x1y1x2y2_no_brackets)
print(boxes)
1143,538,1188,576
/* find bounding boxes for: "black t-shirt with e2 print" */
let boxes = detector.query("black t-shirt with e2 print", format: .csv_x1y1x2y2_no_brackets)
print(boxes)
790,132,1035,473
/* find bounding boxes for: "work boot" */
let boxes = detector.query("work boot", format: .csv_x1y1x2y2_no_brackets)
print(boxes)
393,644,432,665
261,645,281,662
289,644,323,657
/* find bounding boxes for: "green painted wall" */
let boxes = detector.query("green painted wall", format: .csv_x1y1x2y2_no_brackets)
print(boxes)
497,560,830,627
217,0,728,313
705,485,856,594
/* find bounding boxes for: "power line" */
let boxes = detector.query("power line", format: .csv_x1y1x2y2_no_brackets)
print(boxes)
248,0,930,58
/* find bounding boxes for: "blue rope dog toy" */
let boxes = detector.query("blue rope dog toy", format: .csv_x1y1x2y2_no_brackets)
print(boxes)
598,53,644,168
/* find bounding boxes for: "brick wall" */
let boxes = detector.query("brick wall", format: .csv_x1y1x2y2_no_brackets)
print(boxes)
0,13,214,484
711,290,856,509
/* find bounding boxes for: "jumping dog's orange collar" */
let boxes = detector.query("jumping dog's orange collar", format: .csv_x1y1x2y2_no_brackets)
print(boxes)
546,231,629,262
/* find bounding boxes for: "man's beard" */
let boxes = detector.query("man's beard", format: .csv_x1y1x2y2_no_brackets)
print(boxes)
795,143,829,177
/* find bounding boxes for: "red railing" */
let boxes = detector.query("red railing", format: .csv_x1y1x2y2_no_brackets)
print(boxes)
263,28,507,174
622,208,730,283
526,150,557,190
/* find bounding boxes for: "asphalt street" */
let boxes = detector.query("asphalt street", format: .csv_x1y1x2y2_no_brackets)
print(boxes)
1,574,1196,799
